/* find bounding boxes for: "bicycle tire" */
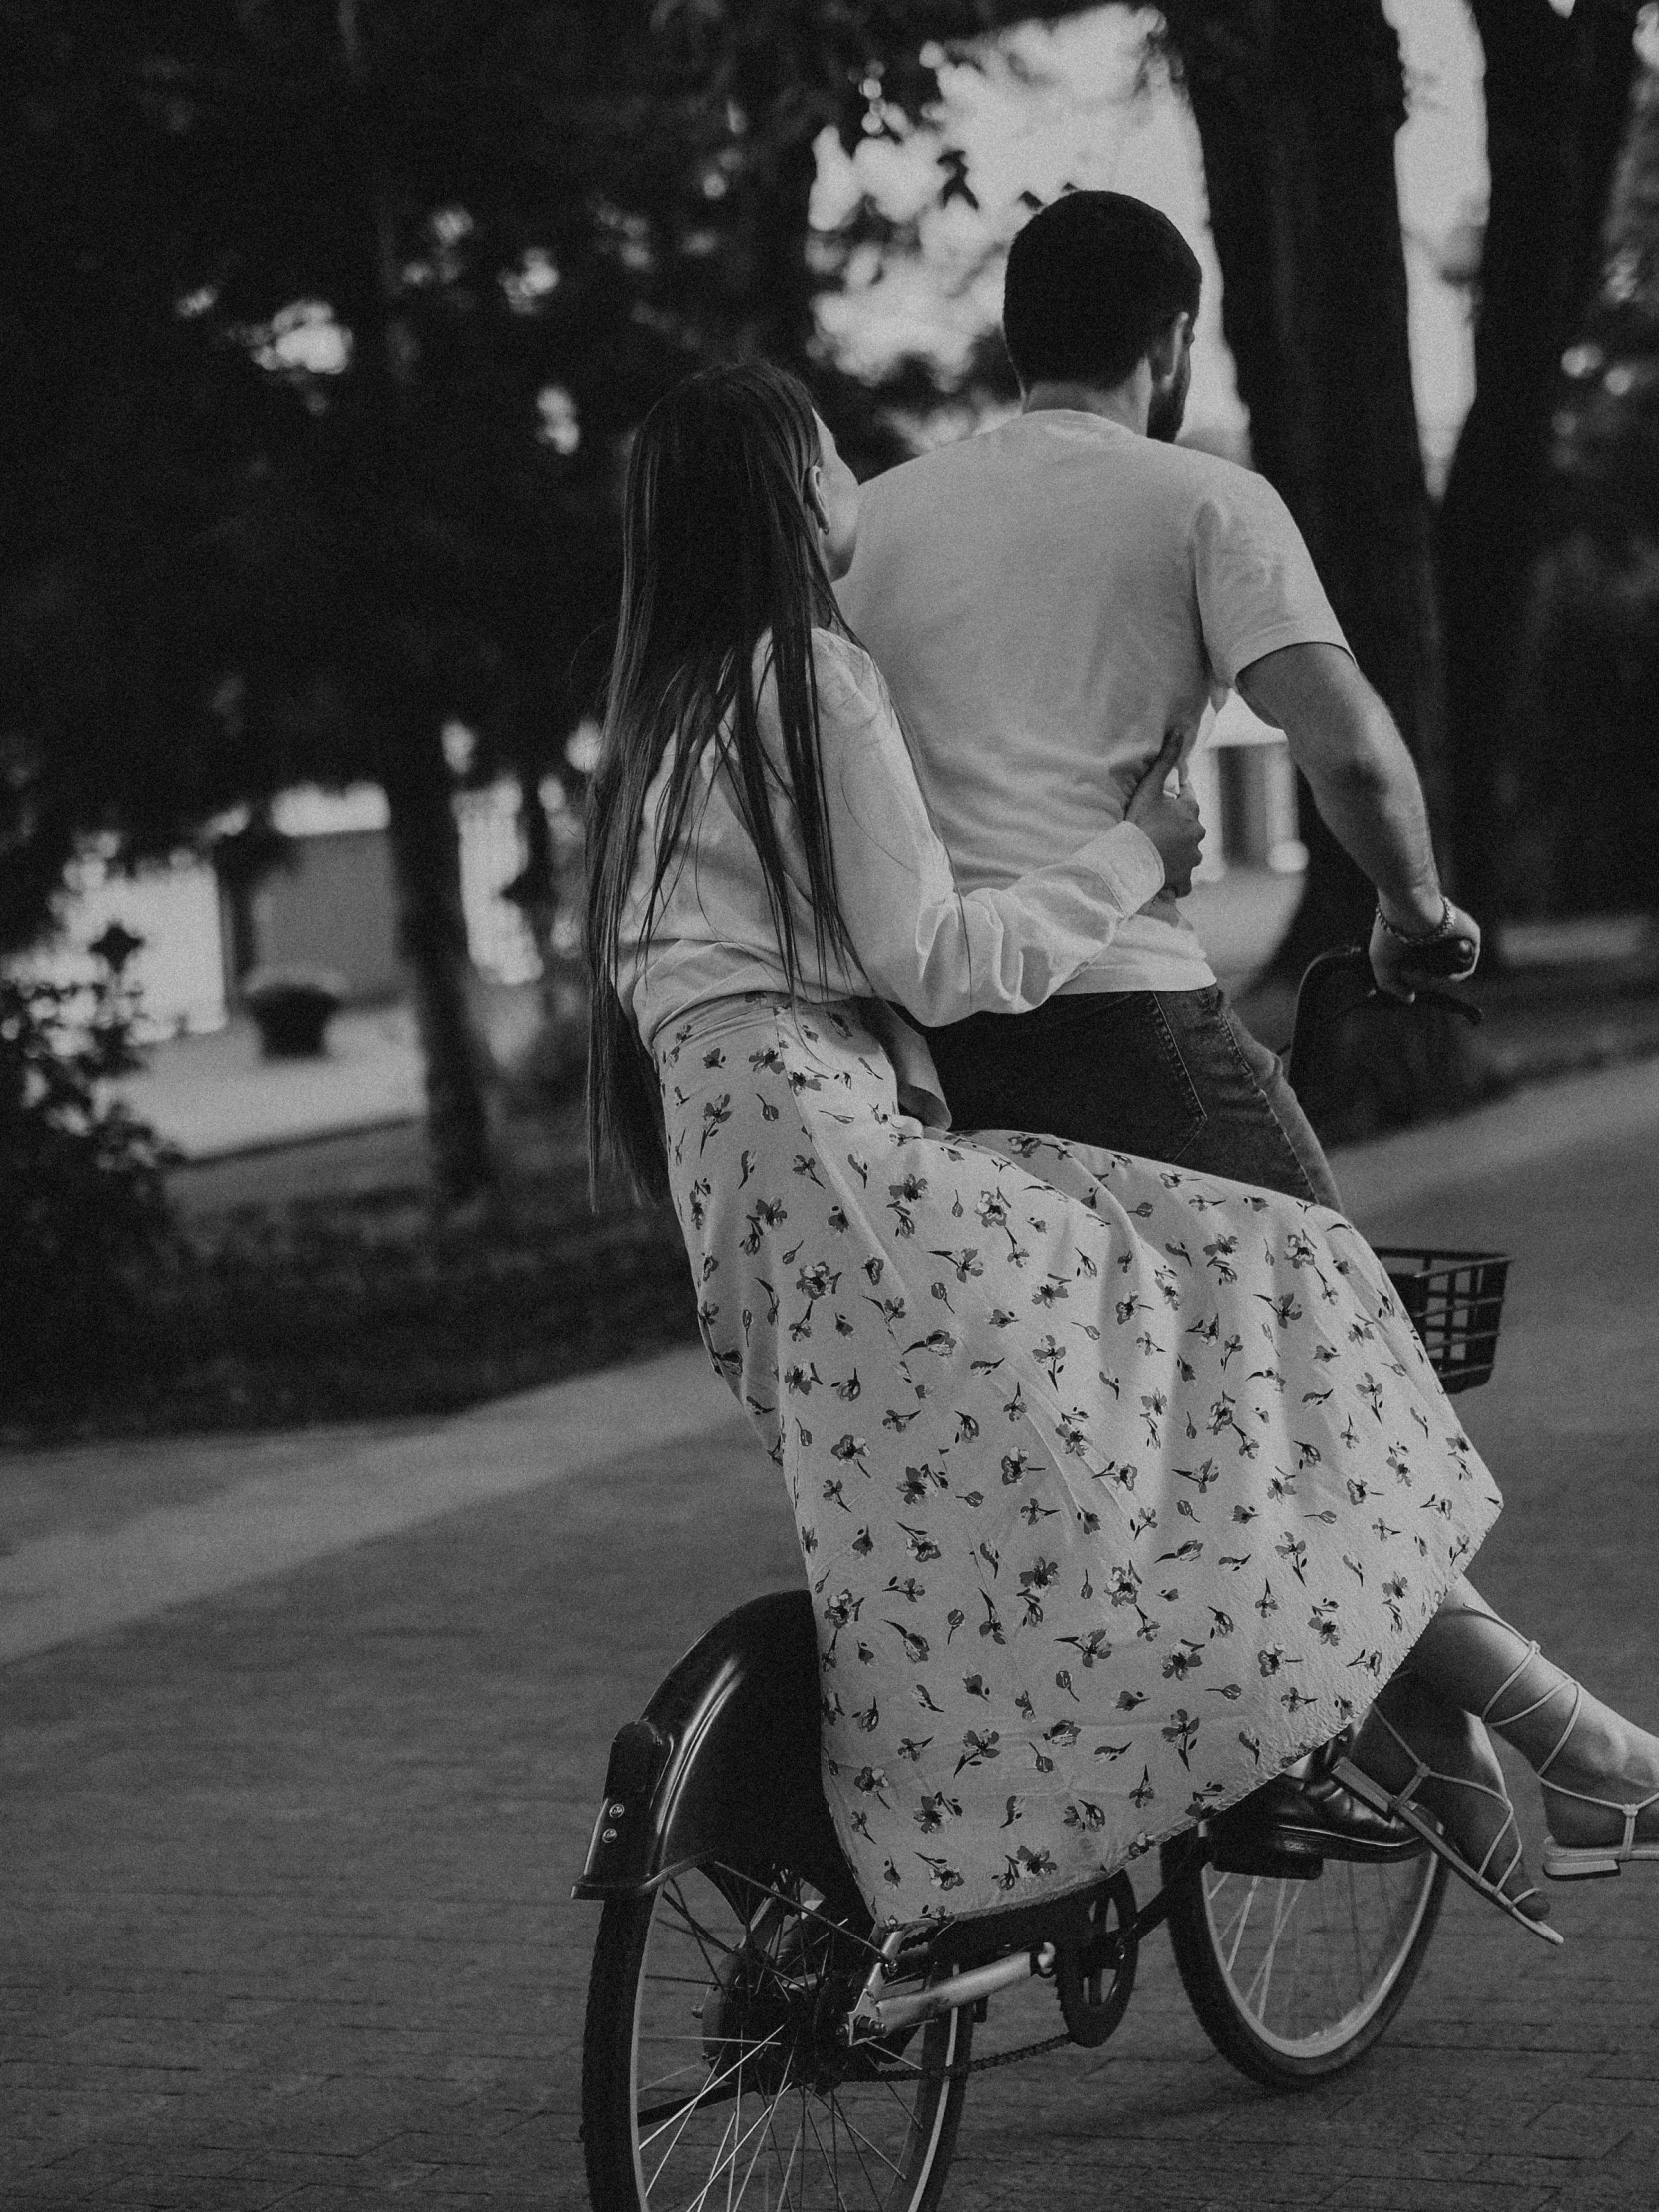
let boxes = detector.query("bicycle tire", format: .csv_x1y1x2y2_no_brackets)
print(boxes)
582,1857,971,2212
1161,1837,1445,2089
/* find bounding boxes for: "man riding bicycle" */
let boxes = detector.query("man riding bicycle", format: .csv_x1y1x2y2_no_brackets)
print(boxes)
837,189,1478,1200
837,190,1480,1857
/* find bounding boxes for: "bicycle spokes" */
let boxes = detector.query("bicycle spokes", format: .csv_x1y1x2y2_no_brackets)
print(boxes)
1199,1853,1438,2057
623,1864,965,2210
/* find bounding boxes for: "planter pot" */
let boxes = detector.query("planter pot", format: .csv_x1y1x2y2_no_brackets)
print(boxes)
242,967,347,1059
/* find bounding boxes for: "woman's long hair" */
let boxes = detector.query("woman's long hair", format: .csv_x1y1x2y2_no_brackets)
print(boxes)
585,362,858,1202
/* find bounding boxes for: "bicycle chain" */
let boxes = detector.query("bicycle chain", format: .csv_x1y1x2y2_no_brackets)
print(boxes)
876,2026,1076,2085
957,2028,1076,2077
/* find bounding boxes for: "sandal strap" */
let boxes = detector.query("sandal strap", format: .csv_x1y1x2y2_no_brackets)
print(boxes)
1479,1638,1583,1741
1476,1809,1525,1891
1368,1708,1432,1809
1370,1709,1525,1887
1461,1620,1581,1752
1533,1680,1585,1781
1479,1639,1543,1727
1526,1674,1659,1844
1541,1773,1659,1831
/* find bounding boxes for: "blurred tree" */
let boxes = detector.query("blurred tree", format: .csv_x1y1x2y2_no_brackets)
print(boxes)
1513,18,1659,913
0,0,1092,1205
0,933,179,1403
1437,0,1640,929
0,2,251,952
1158,0,1447,981
2,1,683,1202
1142,0,1514,1136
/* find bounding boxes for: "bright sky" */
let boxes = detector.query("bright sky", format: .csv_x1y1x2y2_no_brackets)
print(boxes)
815,1,1488,485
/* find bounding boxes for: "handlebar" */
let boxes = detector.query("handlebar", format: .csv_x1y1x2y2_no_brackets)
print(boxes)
1286,945,1483,1097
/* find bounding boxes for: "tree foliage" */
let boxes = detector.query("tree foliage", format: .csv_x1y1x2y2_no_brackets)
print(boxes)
1514,25,1659,914
1437,0,1641,926
1156,0,1450,1008
0,934,178,1400
0,0,1093,1202
21,0,1641,1191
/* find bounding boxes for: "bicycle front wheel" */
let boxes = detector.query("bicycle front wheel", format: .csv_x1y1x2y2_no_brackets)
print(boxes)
582,1859,970,2212
1162,1840,1445,2088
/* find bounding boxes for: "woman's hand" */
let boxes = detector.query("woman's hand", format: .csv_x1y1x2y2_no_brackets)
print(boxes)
1127,731,1205,896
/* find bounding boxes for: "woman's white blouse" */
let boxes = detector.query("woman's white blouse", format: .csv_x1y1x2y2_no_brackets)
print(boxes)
617,628,1166,1048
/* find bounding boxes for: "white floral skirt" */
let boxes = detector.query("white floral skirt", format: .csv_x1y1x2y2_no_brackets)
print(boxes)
657,993,1501,1927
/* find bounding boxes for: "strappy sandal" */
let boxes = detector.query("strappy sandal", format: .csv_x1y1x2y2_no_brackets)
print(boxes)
1334,1709,1564,1946
1483,1639,1659,1883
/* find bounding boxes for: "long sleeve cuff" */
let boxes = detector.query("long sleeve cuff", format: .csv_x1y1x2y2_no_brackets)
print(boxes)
1075,820,1166,915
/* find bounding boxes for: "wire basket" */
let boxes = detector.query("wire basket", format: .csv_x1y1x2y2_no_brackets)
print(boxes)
1375,1248,1509,1396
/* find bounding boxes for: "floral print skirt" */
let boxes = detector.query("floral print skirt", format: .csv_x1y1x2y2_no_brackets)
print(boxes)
657,993,1502,1928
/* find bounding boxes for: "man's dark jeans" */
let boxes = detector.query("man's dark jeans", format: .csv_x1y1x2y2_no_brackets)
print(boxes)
925,984,1343,1208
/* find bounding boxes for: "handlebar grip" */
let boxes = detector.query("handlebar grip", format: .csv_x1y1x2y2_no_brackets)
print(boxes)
1287,940,1483,1095
1396,933,1478,980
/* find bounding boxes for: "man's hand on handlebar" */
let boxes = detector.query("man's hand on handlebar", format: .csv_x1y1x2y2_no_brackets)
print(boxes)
1368,894,1481,1002
1128,730,1205,898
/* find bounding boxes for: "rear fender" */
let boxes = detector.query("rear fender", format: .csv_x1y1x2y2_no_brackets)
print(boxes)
572,1589,857,1914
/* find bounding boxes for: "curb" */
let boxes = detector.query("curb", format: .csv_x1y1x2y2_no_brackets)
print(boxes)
0,1346,740,1667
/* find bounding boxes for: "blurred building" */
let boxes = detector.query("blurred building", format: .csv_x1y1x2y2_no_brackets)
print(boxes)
1189,693,1305,882
237,787,404,1004
31,780,546,1037
231,783,542,1007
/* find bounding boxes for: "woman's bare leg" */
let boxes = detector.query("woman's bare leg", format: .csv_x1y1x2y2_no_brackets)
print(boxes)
1399,1578,1659,1849
1353,1576,1659,1915
1355,1662,1549,1920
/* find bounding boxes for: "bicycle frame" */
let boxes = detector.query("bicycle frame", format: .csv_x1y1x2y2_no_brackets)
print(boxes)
574,1586,1196,2046
573,1575,1445,2072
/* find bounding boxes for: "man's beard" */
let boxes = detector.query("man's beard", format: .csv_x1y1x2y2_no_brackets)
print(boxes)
1147,353,1191,443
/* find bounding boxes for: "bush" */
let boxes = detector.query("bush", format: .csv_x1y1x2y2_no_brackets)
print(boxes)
6,1177,698,1440
0,942,179,1400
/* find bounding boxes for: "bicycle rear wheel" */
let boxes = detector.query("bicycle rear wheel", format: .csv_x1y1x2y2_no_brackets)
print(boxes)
1162,1839,1445,2088
582,1858,970,2212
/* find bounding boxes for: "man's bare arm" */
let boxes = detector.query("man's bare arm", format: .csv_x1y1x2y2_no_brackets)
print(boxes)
1236,641,1478,994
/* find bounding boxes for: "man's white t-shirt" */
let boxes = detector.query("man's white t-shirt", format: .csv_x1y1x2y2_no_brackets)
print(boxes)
836,409,1351,995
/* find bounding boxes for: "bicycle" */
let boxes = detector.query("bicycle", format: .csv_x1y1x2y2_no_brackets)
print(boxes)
576,943,1502,2212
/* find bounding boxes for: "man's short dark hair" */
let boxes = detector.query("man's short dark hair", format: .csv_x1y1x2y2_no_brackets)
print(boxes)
1002,190,1202,391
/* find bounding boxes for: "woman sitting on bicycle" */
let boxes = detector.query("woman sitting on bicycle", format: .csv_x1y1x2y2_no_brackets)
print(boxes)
585,361,1659,1946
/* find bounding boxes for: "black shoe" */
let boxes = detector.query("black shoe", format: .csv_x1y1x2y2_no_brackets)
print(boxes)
1209,1768,1425,1874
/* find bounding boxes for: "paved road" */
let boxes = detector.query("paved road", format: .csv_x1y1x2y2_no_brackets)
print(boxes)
5,1060,1659,2210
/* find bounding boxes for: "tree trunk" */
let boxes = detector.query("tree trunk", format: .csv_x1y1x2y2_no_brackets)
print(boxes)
1550,26,1659,546
378,710,501,1208
332,0,502,1206
512,764,561,995
211,803,290,996
1513,27,1659,913
1160,0,1499,1137
1437,0,1637,929
506,765,588,1104
1165,0,1447,976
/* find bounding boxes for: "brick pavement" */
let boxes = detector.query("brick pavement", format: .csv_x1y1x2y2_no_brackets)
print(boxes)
6,1061,1659,2210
